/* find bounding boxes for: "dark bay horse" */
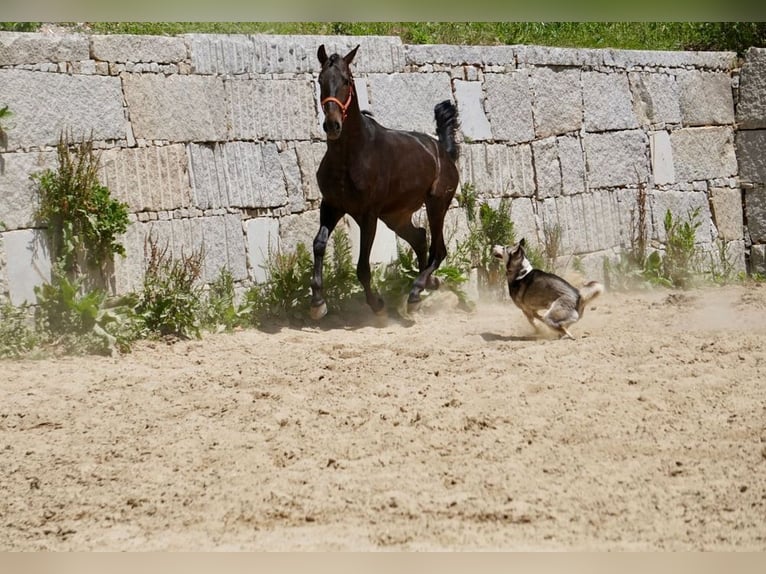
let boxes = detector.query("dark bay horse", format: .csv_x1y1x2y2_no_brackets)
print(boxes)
310,44,460,320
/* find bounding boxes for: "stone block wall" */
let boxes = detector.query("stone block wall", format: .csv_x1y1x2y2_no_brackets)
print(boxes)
0,31,755,304
736,47,766,274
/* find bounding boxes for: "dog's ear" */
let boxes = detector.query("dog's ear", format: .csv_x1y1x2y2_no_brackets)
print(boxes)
519,237,526,248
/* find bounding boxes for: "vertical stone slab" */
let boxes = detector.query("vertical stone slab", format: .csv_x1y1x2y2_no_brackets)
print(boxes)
0,151,56,230
745,186,766,244
246,217,280,283
584,130,649,189
709,187,743,241
735,129,766,184
736,47,766,129
529,67,582,138
3,229,51,305
453,80,492,142
532,137,561,199
558,135,585,195
650,131,675,185
483,72,535,144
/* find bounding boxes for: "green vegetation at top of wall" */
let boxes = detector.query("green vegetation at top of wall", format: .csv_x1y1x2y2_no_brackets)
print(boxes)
1,22,764,55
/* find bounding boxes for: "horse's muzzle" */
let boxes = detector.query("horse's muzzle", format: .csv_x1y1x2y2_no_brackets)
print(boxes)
323,119,342,140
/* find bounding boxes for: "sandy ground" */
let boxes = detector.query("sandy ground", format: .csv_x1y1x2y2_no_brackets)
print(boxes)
1,282,765,551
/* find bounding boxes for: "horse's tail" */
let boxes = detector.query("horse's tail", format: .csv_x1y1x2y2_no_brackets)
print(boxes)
434,100,459,163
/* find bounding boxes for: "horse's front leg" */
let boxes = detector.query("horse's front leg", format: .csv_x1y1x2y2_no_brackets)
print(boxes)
310,201,344,320
357,215,385,315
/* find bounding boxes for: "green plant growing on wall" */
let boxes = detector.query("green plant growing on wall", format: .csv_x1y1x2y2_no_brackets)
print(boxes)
0,298,39,358
33,133,130,280
661,207,702,289
0,105,11,151
454,184,516,299
135,237,205,340
203,267,252,332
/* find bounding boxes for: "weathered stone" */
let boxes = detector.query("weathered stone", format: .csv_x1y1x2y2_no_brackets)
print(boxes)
736,47,766,129
226,77,318,141
3,228,51,305
0,32,88,65
650,130,675,186
583,71,638,132
670,127,737,182
509,197,538,243
91,34,187,64
709,187,744,241
123,73,226,142
294,141,326,202
647,190,712,244
677,70,735,126
279,148,305,213
558,135,586,195
187,34,404,75
279,211,319,255
406,44,517,67
584,130,649,189
520,45,603,68
187,142,289,210
453,80,492,142
101,144,192,213
745,185,766,244
246,217,280,283
0,70,126,149
367,73,453,134
0,151,56,230
629,72,682,126
529,67,582,138
736,129,766,184
459,143,535,199
532,137,561,199
484,72,534,144
604,49,736,71
750,243,766,274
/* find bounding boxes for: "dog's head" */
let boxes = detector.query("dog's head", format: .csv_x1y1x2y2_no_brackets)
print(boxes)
492,238,532,280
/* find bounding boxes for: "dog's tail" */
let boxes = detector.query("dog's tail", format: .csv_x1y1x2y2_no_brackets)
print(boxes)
577,280,604,317
434,100,459,163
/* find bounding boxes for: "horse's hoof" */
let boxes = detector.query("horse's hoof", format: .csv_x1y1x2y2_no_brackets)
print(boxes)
310,302,327,321
407,300,421,314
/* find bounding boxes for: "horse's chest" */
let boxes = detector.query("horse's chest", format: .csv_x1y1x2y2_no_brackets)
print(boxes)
317,156,372,207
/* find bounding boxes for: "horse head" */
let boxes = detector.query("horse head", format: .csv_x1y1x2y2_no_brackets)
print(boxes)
317,44,359,140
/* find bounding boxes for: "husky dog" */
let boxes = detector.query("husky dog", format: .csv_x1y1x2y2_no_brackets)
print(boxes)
492,239,604,340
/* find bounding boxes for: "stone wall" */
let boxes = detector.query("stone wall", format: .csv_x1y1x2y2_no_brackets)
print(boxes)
736,47,766,274
0,31,754,304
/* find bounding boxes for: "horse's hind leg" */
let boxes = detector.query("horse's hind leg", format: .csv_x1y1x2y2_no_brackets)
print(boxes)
310,201,344,320
407,196,450,311
357,215,385,315
382,212,429,278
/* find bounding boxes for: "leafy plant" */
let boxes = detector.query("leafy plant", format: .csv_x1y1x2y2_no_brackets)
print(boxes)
247,242,313,325
322,228,360,312
454,186,515,299
135,238,205,339
0,105,11,150
33,133,129,279
662,207,702,289
0,298,39,358
203,267,252,332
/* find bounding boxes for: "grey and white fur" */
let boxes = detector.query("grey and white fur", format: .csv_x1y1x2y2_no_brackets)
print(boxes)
492,238,604,340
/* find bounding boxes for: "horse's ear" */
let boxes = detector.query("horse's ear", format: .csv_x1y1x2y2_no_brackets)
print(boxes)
344,44,360,66
317,44,328,65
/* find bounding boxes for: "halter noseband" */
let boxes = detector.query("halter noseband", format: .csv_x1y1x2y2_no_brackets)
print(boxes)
321,82,354,121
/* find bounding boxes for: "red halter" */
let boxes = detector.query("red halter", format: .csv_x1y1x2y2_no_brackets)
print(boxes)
321,82,354,121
